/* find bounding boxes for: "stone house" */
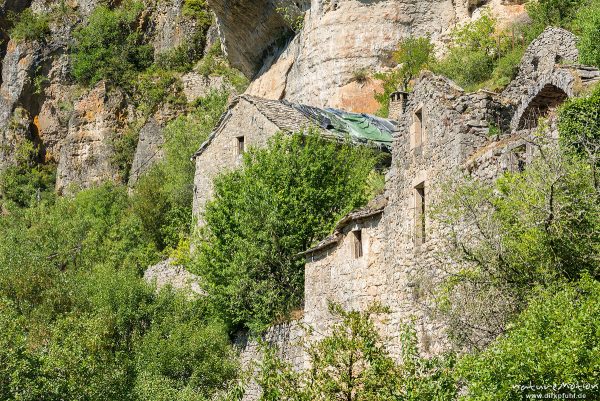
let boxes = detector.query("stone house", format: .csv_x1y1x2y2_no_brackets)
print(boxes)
300,26,600,360
191,94,397,226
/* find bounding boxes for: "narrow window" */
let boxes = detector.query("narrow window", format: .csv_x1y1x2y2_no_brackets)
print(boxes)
352,230,363,259
414,182,425,247
510,144,527,172
412,107,423,149
236,136,245,156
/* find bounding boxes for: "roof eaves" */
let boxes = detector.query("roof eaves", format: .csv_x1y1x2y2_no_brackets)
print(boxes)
300,197,387,256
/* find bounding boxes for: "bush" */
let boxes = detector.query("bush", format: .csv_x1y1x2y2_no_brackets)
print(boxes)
132,91,230,251
526,0,582,32
259,303,457,401
8,8,50,43
432,11,525,92
558,83,600,163
71,3,153,87
196,41,249,92
193,131,382,333
0,140,56,209
573,0,600,67
458,276,600,401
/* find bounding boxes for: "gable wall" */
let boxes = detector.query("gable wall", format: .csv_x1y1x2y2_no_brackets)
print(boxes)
192,99,281,226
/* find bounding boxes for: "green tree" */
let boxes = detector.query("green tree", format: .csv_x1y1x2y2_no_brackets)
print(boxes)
374,37,434,116
194,132,381,332
457,276,600,401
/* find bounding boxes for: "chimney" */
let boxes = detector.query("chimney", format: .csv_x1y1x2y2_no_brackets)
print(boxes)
389,91,409,121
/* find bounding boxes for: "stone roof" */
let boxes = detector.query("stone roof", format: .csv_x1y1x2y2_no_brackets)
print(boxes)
192,95,397,159
301,195,388,256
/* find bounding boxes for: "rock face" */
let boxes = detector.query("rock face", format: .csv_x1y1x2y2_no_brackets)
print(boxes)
213,0,528,113
0,40,43,167
206,0,307,77
56,81,127,193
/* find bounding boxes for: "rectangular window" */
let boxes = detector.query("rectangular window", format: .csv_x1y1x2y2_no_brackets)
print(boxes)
236,136,245,156
352,230,363,259
414,182,425,247
412,107,423,149
509,144,527,173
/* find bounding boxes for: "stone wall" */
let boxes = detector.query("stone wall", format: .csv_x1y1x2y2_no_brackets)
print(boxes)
237,321,305,401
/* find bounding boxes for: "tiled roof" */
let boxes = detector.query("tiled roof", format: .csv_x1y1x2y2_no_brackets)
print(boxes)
192,95,397,159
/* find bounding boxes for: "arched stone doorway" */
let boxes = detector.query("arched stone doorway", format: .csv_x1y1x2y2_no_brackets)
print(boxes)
517,83,568,130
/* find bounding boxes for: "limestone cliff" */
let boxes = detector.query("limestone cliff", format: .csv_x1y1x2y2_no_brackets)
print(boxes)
211,0,528,113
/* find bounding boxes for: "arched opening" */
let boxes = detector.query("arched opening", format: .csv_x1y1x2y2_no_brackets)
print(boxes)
518,83,568,130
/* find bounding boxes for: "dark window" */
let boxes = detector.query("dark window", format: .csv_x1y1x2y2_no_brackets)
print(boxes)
415,182,425,247
510,144,527,172
413,107,423,148
236,136,245,156
352,230,363,259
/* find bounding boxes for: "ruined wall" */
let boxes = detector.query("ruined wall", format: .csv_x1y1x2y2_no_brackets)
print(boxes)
192,99,281,225
237,321,306,401
303,73,510,359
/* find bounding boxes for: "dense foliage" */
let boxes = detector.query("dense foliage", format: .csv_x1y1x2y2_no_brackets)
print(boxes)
71,2,153,87
0,181,239,401
259,303,457,401
457,276,600,400
133,91,229,251
558,81,600,162
193,132,382,333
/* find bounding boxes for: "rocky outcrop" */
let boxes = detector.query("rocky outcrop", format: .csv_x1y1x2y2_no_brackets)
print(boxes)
207,0,308,77
0,39,43,167
214,0,527,113
150,0,200,55
128,116,165,186
56,81,127,193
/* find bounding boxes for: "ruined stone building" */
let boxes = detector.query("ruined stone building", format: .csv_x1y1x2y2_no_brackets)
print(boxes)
191,94,396,226
189,28,600,389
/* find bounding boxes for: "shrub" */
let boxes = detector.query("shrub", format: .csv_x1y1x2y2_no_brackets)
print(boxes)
134,69,185,116
71,3,153,87
8,8,50,43
526,0,582,32
132,91,230,251
432,11,526,92
259,303,457,401
573,0,600,67
193,131,382,333
0,140,56,209
457,276,600,401
196,41,249,92
558,83,600,164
